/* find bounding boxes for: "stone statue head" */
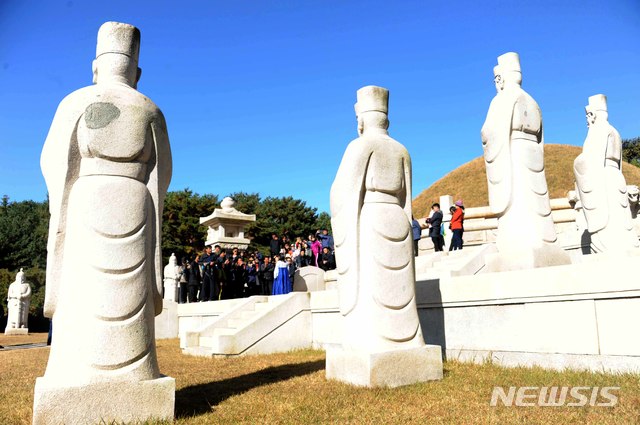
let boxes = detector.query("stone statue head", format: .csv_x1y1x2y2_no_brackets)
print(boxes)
16,268,25,284
492,66,504,93
92,22,142,89
355,85,389,136
585,94,608,128
494,52,522,91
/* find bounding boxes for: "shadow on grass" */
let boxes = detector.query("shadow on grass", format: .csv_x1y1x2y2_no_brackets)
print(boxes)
175,359,325,418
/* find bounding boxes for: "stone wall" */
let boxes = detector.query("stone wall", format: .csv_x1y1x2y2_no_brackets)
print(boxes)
309,256,640,373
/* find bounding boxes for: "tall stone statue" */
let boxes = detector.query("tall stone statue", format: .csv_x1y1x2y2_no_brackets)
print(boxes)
33,22,174,424
5,268,31,335
163,253,180,302
326,86,442,387
480,52,570,271
573,94,638,253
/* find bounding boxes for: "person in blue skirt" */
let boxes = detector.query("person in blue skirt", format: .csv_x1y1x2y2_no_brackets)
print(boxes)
272,254,291,295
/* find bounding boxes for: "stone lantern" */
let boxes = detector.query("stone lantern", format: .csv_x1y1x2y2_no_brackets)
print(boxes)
199,197,256,249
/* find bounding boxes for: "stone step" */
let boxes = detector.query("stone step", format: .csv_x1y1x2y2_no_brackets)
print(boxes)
182,293,312,356
240,310,258,320
212,327,237,337
227,318,251,328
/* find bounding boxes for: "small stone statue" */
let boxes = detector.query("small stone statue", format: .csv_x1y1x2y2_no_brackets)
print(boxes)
481,52,570,270
163,253,180,302
34,21,174,424
5,268,31,335
326,86,442,387
573,94,638,253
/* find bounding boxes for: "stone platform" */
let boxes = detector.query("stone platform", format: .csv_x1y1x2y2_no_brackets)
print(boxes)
173,249,640,374
32,376,175,425
326,344,443,388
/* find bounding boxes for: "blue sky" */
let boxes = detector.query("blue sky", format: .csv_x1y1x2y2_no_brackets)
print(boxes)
1,0,639,213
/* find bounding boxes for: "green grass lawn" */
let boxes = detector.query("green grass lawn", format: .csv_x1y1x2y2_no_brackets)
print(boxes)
1,339,638,424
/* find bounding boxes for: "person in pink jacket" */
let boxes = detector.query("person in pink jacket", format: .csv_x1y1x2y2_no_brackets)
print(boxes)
310,235,322,267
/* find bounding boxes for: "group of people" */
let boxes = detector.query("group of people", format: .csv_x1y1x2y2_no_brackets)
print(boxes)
175,229,336,303
412,200,466,254
269,229,336,270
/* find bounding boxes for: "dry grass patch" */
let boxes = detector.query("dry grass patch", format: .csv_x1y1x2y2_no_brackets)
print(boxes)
0,332,48,347
1,339,639,424
413,144,640,217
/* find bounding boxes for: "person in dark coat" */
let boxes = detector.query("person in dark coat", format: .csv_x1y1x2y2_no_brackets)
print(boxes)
411,216,422,257
427,203,445,252
260,256,275,296
229,258,247,299
319,247,336,271
295,249,310,268
246,259,260,296
199,245,218,301
286,255,296,287
219,254,233,300
187,255,202,303
269,234,281,258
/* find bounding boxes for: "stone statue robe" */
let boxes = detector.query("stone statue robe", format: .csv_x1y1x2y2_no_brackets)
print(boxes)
330,130,424,352
41,81,171,383
574,121,638,252
6,276,31,330
481,85,569,267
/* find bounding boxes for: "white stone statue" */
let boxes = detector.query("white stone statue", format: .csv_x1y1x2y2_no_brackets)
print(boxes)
34,22,174,424
326,86,442,388
573,94,639,253
5,268,31,334
163,253,180,302
481,52,570,270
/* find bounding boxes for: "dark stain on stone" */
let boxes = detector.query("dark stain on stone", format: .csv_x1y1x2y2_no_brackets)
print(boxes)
84,102,120,129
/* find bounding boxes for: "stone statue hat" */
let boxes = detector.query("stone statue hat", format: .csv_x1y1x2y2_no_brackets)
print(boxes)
355,85,389,114
16,267,25,283
96,21,140,60
494,52,521,76
586,94,607,113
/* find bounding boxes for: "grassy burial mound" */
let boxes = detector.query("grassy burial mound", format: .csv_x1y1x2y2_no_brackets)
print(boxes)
413,144,640,218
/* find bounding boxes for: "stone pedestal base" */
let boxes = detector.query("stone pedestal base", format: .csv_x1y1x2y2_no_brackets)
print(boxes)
4,327,28,335
485,244,571,272
32,375,175,425
155,299,179,339
326,344,443,388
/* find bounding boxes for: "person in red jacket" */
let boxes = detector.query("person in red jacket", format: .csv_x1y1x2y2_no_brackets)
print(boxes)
449,200,465,251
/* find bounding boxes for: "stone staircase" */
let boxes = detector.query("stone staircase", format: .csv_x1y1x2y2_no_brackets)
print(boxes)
415,244,497,279
182,292,312,357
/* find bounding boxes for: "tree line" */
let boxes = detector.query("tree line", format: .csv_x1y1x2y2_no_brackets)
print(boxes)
0,190,331,326
622,137,640,167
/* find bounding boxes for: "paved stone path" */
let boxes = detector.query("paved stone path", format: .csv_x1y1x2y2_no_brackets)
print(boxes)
0,342,48,351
